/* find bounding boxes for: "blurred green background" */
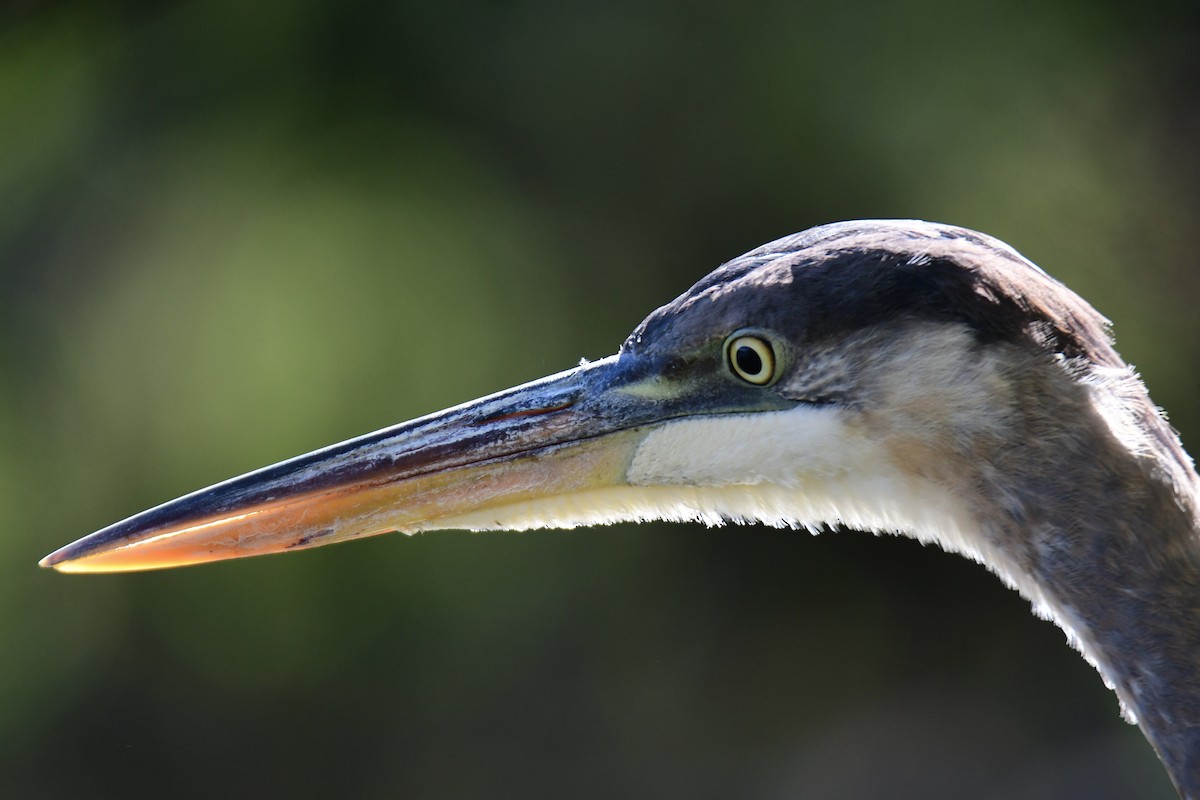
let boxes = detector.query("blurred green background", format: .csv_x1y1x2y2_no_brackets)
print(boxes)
4,1,1198,797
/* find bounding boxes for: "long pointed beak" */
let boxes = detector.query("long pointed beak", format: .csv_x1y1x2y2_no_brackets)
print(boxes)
40,356,658,573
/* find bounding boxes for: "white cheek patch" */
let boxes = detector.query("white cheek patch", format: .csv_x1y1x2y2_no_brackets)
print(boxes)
625,406,981,550
628,406,878,488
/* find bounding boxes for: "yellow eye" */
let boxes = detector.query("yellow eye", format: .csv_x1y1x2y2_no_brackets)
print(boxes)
725,333,776,385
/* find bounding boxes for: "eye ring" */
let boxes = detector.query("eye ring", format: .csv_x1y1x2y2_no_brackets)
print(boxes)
724,332,777,386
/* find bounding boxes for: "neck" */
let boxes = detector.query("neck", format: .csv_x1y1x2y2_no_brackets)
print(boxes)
979,374,1200,797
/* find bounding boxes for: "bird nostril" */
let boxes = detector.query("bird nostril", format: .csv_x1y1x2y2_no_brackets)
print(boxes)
472,400,575,426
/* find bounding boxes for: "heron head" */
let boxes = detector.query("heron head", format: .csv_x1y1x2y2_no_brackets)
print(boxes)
40,220,1121,573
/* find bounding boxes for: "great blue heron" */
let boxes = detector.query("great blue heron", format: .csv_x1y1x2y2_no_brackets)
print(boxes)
41,220,1200,796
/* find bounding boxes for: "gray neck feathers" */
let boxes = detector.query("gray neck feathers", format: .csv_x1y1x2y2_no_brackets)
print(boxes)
976,354,1200,796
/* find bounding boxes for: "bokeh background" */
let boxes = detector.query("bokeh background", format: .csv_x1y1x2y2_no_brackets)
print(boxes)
4,1,1199,797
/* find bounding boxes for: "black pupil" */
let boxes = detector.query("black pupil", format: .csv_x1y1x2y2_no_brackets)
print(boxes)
735,344,763,376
